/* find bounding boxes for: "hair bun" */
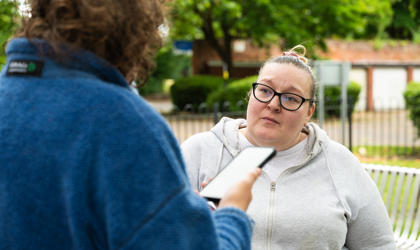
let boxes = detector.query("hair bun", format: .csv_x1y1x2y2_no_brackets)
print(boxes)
282,44,308,64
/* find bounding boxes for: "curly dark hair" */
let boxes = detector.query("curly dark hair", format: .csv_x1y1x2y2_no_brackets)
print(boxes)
15,0,164,84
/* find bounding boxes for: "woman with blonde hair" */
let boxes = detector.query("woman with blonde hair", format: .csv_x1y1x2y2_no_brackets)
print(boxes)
182,45,396,249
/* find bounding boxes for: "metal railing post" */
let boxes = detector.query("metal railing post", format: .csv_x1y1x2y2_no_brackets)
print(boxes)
213,103,219,125
348,98,353,152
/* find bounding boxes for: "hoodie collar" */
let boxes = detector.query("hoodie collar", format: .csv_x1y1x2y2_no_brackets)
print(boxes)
304,122,328,157
210,117,246,156
211,117,328,159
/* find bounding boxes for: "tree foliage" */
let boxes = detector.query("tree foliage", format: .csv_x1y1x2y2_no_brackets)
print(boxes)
0,0,20,66
140,44,191,96
386,0,420,41
403,82,420,137
168,0,393,75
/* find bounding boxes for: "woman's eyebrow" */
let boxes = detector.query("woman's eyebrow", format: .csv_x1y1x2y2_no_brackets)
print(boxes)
258,79,305,94
258,78,274,85
282,86,303,94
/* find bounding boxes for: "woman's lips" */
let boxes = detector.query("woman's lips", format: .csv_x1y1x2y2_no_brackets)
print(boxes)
262,117,279,124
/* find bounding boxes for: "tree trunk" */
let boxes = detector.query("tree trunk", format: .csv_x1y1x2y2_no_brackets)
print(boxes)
221,18,233,79
195,4,234,80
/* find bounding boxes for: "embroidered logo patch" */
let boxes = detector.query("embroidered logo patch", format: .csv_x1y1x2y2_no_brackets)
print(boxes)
6,60,44,77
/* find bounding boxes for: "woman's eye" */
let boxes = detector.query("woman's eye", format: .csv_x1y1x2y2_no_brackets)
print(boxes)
284,95,300,103
259,87,272,95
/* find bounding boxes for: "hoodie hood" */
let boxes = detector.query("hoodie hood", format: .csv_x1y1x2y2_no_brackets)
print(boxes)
210,117,329,161
210,117,246,156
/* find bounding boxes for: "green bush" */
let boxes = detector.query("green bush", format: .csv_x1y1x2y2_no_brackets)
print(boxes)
314,81,361,118
0,1,20,71
139,45,191,96
170,75,224,110
206,75,258,111
404,82,420,137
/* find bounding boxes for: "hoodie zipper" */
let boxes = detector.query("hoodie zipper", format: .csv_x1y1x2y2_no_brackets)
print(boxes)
264,153,314,250
266,181,276,250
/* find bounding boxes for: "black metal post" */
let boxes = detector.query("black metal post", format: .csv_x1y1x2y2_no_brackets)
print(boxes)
348,99,353,152
213,103,219,125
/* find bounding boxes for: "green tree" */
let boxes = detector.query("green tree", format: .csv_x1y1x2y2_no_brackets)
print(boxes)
0,0,20,67
168,0,393,76
386,0,420,41
362,0,394,39
139,44,191,96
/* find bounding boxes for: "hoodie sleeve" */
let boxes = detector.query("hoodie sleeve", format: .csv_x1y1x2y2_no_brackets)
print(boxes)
344,166,396,249
326,142,396,250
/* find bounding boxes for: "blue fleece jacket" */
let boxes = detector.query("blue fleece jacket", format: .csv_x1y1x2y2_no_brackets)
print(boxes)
0,38,253,250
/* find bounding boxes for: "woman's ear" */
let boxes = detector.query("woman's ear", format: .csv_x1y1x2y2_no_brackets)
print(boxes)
306,102,315,122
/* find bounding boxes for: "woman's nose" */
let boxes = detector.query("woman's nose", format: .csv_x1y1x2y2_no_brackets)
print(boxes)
267,95,281,112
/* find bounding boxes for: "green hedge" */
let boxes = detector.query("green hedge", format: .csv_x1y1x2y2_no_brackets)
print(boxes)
139,45,191,96
404,82,420,137
314,81,362,118
206,75,258,111
170,75,224,109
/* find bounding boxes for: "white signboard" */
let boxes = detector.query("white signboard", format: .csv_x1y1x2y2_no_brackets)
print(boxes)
313,61,351,145
314,61,350,86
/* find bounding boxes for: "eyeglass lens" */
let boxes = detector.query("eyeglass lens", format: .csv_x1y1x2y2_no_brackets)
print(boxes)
253,84,303,110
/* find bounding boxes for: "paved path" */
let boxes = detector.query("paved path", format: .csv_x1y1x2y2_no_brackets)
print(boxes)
145,97,174,113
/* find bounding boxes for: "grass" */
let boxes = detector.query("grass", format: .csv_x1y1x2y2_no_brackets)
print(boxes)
353,145,420,157
357,156,420,168
353,145,420,168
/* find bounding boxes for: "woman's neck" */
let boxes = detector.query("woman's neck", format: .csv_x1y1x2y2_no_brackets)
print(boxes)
240,127,307,151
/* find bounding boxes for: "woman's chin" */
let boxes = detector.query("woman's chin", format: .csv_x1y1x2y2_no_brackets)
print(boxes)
254,132,281,146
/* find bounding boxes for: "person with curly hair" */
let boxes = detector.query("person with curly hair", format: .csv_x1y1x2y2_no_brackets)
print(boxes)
182,45,396,249
0,0,262,249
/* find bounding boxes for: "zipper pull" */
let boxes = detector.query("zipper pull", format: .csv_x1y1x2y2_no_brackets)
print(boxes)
271,182,276,192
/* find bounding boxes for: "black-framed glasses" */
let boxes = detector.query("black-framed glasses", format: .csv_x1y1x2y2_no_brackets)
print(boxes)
252,82,314,111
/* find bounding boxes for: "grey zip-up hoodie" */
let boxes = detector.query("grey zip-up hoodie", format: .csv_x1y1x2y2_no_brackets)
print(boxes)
181,117,396,250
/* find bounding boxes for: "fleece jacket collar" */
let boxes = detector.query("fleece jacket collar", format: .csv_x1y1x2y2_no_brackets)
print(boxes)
5,38,129,89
